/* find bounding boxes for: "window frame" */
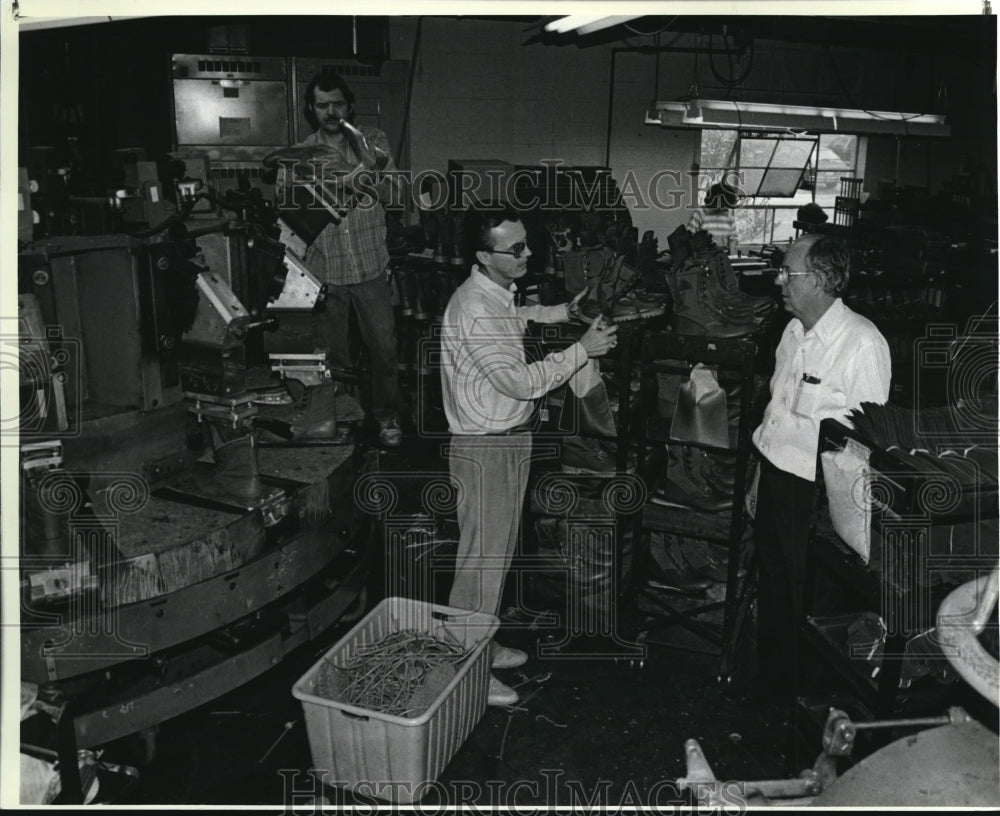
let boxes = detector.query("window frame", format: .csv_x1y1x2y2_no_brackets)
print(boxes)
697,130,866,246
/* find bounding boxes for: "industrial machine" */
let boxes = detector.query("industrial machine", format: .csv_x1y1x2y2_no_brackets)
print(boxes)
18,165,377,802
678,570,1000,807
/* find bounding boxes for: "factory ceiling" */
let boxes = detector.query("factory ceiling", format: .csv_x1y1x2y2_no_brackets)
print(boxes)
523,14,996,57
16,13,996,57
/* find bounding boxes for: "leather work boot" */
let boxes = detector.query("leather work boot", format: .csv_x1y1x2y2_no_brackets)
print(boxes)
712,251,777,315
696,259,756,322
696,446,737,492
686,245,762,318
581,253,670,323
561,247,612,298
284,382,339,440
655,372,683,418
653,445,733,512
210,434,264,500
692,263,755,324
561,435,617,474
669,264,754,338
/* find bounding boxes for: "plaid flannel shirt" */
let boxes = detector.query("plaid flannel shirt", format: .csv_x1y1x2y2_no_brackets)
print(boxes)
282,126,395,286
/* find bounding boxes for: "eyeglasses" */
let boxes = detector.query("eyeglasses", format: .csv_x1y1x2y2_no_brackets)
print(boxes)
490,241,528,259
775,267,812,284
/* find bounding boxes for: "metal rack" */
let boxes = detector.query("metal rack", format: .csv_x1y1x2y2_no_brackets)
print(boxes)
630,331,759,679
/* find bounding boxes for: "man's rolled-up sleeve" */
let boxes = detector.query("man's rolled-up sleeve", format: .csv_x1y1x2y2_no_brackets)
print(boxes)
457,308,587,402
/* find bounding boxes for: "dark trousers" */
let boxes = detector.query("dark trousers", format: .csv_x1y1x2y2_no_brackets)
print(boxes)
316,275,400,424
753,455,816,688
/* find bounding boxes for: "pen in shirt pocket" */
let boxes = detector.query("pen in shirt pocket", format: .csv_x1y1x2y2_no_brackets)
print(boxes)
802,373,821,384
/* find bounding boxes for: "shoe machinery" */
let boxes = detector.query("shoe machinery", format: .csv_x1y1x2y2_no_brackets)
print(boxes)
16,163,379,793
678,569,999,807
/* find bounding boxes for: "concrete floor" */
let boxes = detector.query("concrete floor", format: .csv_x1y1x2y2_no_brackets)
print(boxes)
122,634,796,807
103,433,800,807
103,432,994,807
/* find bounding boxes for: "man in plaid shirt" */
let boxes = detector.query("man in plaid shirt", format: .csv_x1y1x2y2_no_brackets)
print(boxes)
289,70,402,446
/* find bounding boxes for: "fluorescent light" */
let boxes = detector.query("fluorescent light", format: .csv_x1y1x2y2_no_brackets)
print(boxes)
647,99,949,137
545,16,604,34
545,15,643,35
574,16,645,36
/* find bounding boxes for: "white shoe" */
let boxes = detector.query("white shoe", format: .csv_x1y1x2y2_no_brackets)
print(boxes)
487,675,519,707
492,644,528,670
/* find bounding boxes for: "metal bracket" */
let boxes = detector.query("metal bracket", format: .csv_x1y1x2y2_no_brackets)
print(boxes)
269,352,331,388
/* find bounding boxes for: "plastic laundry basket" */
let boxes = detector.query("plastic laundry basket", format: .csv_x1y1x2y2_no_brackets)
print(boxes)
292,596,498,803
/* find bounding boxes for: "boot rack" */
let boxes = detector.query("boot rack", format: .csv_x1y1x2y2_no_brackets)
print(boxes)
630,331,759,681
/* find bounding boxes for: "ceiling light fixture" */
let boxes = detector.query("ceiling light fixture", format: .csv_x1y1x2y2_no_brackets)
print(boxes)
545,15,644,35
647,99,950,137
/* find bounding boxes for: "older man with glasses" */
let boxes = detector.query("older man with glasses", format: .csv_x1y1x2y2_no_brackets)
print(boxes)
439,203,617,706
732,233,892,706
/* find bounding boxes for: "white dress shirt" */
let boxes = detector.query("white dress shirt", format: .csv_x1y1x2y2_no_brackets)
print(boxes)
441,267,589,435
752,298,892,481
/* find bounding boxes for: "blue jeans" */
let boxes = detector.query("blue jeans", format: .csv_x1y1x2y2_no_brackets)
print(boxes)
316,274,400,425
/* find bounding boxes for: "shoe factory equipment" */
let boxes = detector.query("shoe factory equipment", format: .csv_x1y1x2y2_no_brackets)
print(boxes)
677,569,1000,807
18,170,377,801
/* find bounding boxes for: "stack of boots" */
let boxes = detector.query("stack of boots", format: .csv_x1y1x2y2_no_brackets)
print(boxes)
688,237,772,317
653,445,733,512
684,246,756,321
647,537,712,594
669,260,754,337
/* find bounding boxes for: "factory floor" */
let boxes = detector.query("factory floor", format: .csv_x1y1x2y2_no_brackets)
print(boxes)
105,430,808,808
121,636,795,808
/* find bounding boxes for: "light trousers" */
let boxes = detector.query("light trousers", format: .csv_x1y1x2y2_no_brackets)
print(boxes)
448,434,534,617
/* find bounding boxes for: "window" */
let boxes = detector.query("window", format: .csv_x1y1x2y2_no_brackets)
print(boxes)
698,131,865,246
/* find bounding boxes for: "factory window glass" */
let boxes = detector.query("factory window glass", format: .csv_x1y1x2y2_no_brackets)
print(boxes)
698,131,864,247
